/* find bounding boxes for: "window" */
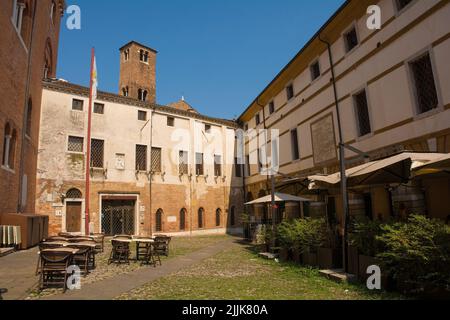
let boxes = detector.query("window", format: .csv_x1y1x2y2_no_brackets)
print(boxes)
246,155,251,177
155,209,163,232
50,1,57,24
286,84,294,100
180,209,186,231
68,136,84,153
25,98,32,137
291,128,300,160
179,150,188,175
167,117,175,127
12,0,26,34
215,209,221,227
235,157,243,178
138,110,147,121
2,123,16,169
195,153,204,175
244,124,249,131
198,208,204,229
354,89,372,137
396,0,413,11
43,42,53,79
205,124,211,133
93,103,104,114
255,113,260,126
344,27,359,53
230,206,236,226
123,49,129,61
151,147,162,173
269,101,275,115
257,148,263,172
138,89,148,102
214,155,222,177
410,53,439,114
310,61,321,81
140,50,149,63
122,87,129,97
66,188,82,199
90,139,104,168
135,145,147,171
72,99,84,111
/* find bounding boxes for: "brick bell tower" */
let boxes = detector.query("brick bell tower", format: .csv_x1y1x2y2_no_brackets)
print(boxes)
119,41,157,103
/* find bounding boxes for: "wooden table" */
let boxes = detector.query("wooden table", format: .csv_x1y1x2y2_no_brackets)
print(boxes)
111,237,155,261
40,248,80,254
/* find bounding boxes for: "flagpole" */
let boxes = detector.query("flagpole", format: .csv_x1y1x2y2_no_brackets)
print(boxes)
85,47,95,236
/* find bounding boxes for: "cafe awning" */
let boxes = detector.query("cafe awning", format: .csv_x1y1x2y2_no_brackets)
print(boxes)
412,153,450,177
245,192,312,205
308,152,450,190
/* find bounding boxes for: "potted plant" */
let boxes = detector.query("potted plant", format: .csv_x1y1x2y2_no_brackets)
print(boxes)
301,218,325,267
276,221,296,262
255,224,274,253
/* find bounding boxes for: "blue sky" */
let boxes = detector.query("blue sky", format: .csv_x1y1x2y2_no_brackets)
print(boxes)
58,0,345,120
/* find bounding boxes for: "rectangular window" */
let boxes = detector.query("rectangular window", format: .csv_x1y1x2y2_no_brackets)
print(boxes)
72,99,84,111
235,157,243,178
286,84,294,100
214,155,222,177
151,147,162,173
90,139,104,168
195,153,204,175
179,151,189,175
205,124,212,133
255,114,260,126
291,129,300,161
68,136,83,153
138,110,147,121
244,124,249,131
167,117,175,127
12,0,25,33
396,0,413,11
354,89,372,137
269,101,275,115
246,155,251,177
93,103,104,114
410,53,439,114
135,145,148,171
344,27,359,53
257,148,263,172
310,61,321,81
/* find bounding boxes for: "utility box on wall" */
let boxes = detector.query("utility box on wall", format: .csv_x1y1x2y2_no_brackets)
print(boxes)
0,213,49,249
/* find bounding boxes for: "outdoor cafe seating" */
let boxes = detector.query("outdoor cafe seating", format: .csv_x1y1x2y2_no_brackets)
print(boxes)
39,249,77,293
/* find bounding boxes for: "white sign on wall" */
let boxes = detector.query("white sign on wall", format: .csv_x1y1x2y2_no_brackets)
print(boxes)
167,216,177,223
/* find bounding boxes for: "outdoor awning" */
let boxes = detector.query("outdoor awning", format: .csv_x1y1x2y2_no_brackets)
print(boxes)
412,153,450,177
245,192,312,205
308,152,450,190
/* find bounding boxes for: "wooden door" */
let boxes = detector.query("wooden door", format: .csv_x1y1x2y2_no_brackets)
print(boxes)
66,201,82,233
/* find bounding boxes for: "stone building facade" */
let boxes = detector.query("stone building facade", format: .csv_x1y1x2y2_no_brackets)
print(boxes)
0,0,64,216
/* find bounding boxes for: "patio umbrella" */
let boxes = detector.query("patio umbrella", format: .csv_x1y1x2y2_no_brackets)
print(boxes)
245,192,312,205
412,153,450,177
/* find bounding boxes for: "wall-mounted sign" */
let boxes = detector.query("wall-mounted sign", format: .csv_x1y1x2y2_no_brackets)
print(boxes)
167,216,177,223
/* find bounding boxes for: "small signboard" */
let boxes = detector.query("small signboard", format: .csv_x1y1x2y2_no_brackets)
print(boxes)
167,216,177,223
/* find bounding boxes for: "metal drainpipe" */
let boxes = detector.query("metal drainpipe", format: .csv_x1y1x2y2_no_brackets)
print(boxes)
318,34,350,273
18,1,38,213
148,109,154,236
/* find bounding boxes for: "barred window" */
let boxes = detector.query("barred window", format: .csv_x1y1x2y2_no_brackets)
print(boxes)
410,53,439,115
90,139,104,168
138,110,147,121
396,0,413,11
291,129,300,160
179,150,188,175
344,27,359,52
354,89,372,137
135,145,147,171
214,155,222,177
269,101,275,115
151,147,162,173
310,61,321,81
68,136,83,153
66,188,82,199
235,157,243,178
94,103,104,114
196,153,204,175
72,99,84,111
286,84,294,100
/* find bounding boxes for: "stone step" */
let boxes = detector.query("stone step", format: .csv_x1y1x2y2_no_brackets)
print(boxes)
0,247,15,258
319,269,358,284
258,252,278,260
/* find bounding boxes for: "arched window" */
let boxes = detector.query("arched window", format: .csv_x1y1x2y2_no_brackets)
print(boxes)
50,1,57,24
143,90,148,102
180,208,186,231
156,209,163,232
230,206,236,226
2,123,11,167
215,209,221,227
122,86,129,97
66,188,82,199
198,208,204,229
138,89,144,101
8,129,17,169
43,39,53,79
26,98,32,137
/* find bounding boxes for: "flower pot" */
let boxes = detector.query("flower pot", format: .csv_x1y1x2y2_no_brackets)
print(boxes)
348,246,359,275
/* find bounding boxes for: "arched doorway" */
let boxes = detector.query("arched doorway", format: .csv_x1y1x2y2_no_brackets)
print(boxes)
155,209,163,232
215,209,221,227
198,208,204,229
65,188,83,233
180,208,187,231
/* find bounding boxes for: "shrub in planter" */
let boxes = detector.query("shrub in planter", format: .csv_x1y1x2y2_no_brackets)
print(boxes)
299,218,326,267
255,225,274,253
276,221,297,261
376,215,450,297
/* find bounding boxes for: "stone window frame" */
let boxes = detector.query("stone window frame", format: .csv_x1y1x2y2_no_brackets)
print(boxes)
66,135,85,155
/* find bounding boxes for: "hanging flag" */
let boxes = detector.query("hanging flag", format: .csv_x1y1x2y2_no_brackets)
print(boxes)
91,54,98,100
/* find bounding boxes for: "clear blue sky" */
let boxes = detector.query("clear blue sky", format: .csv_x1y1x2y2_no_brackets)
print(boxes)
57,0,345,120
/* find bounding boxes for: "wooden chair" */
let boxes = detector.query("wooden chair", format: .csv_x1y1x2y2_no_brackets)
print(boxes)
108,240,130,265
66,244,92,276
39,250,74,293
149,240,165,266
92,233,105,253
154,236,171,256
44,236,68,242
36,242,65,275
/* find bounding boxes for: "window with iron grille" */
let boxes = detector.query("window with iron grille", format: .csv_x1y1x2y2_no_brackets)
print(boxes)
291,129,300,160
66,188,82,199
90,139,104,168
155,209,163,232
135,145,147,171
344,27,359,53
235,157,243,178
396,0,413,11
310,61,321,81
286,84,294,100
68,136,84,153
214,155,222,177
269,101,275,114
195,153,204,175
72,99,84,111
216,209,221,227
198,208,204,229
410,53,439,115
354,89,372,137
94,103,104,114
180,209,186,231
167,117,175,127
138,110,147,121
151,147,162,173
179,150,188,175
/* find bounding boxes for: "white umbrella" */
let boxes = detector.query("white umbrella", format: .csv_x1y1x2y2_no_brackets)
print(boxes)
245,192,312,205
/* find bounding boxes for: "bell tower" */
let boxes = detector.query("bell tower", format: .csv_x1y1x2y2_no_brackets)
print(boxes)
119,41,157,103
